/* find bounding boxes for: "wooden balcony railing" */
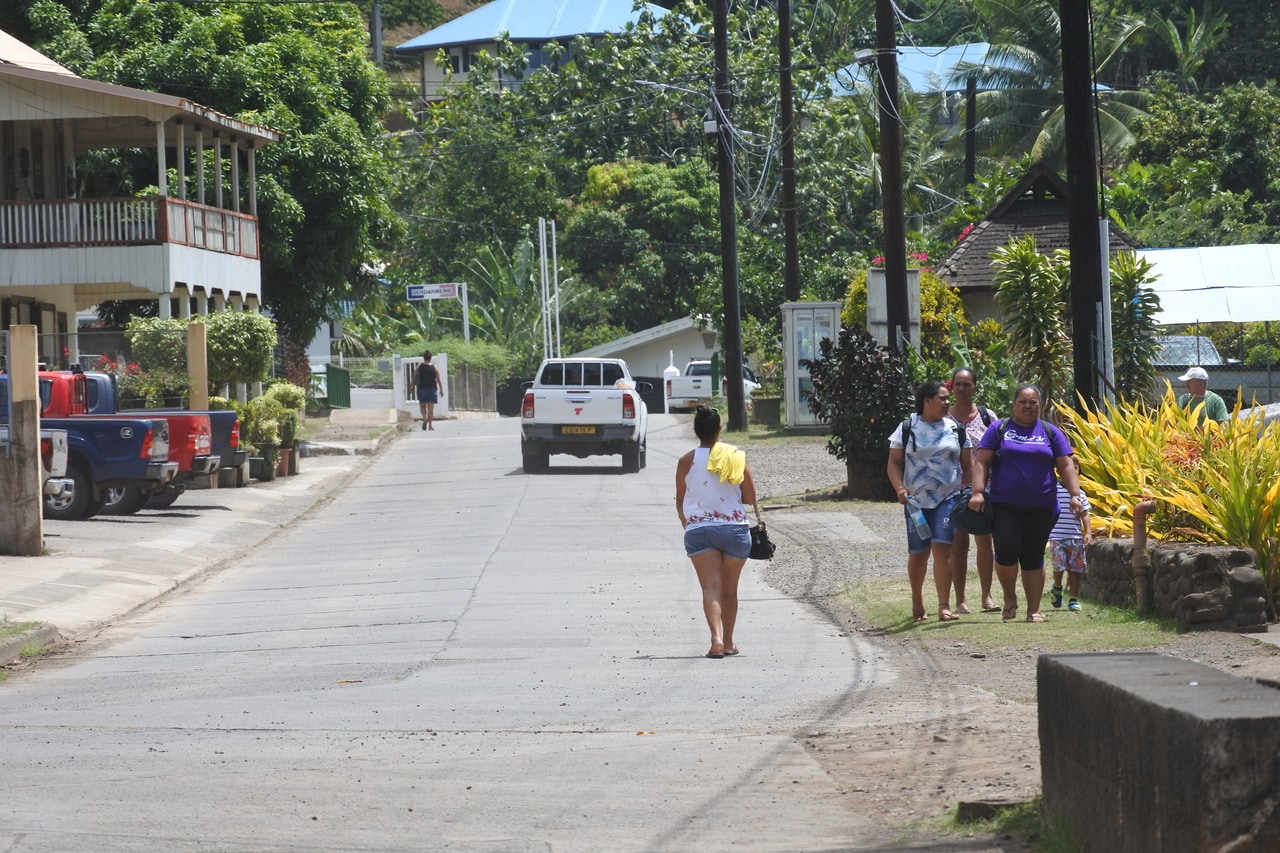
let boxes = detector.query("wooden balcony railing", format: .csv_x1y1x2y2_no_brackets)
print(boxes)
0,197,259,259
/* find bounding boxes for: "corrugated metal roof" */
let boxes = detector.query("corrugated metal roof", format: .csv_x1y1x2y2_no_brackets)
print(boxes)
1155,336,1223,366
395,0,670,52
0,61,282,146
830,43,994,96
0,28,74,76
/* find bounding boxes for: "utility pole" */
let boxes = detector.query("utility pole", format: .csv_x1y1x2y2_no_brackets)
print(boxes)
713,0,746,430
371,2,383,67
1061,0,1103,408
875,0,909,352
778,0,801,302
964,76,977,188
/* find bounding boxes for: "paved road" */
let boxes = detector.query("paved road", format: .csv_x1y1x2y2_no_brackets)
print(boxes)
0,415,895,851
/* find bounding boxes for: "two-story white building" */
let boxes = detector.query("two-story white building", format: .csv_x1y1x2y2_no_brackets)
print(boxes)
0,29,280,368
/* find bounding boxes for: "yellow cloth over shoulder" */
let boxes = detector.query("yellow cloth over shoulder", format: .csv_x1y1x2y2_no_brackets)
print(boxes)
706,442,746,485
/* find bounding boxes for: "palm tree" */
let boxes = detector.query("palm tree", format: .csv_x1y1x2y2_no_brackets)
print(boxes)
463,238,548,364
955,0,1148,169
1157,4,1230,94
990,234,1073,414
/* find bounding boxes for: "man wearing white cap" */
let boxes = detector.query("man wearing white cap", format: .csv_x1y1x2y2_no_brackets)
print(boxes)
1176,366,1229,423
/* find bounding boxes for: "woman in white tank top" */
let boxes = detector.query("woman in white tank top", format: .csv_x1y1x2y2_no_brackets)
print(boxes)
675,406,757,658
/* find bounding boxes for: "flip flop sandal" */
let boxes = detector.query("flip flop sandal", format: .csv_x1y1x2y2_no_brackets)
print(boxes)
1001,605,1018,622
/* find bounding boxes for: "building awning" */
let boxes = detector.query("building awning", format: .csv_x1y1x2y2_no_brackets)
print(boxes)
1136,245,1280,325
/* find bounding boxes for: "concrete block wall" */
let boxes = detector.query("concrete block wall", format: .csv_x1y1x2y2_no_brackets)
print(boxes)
1085,540,1270,632
1040,653,1280,852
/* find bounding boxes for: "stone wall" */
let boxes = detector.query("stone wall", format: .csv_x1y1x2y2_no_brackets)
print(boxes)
1086,539,1270,632
1040,653,1280,852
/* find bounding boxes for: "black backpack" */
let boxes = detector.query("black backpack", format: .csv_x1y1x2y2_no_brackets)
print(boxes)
899,415,967,453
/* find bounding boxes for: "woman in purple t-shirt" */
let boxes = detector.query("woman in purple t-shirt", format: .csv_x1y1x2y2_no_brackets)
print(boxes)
965,384,1087,623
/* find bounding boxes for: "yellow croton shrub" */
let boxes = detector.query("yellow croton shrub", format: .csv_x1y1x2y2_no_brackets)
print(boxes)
1057,386,1280,595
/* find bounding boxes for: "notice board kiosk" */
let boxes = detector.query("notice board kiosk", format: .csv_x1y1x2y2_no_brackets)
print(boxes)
781,301,841,429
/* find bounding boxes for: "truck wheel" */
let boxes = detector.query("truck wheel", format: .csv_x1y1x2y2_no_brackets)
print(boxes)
44,464,105,521
621,443,642,473
522,441,549,473
640,443,647,470
147,485,184,510
102,487,150,516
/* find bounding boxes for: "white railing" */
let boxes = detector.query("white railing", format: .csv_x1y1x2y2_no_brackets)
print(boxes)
0,197,258,259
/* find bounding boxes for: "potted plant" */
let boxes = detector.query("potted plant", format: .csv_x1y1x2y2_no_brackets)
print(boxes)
752,359,783,425
275,409,298,476
265,382,306,474
245,396,285,481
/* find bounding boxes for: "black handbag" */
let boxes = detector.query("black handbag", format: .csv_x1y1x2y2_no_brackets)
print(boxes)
949,485,995,536
749,504,776,560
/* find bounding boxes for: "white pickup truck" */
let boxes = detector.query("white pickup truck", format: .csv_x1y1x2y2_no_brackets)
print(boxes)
520,358,650,473
665,359,761,413
0,426,73,499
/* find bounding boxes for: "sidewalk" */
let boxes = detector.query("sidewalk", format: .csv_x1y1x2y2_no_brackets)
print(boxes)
0,411,403,666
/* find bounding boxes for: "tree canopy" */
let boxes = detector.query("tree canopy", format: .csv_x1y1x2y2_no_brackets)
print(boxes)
19,0,399,374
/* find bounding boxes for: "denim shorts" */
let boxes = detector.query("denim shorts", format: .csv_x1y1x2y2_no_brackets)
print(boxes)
904,493,960,554
684,524,752,559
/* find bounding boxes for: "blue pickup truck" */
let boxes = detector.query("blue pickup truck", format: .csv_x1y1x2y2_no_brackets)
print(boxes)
0,374,179,520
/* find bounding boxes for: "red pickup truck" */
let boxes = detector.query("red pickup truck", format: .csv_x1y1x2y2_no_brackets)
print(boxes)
40,371,215,515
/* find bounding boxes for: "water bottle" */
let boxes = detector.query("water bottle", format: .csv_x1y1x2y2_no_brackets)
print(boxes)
907,496,931,540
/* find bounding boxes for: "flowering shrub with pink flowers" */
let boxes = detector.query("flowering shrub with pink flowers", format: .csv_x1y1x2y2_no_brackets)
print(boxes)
94,355,189,406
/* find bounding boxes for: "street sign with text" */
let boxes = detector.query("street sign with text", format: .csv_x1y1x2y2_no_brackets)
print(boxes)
406,283,460,301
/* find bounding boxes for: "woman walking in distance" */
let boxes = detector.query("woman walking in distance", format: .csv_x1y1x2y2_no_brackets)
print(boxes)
966,384,1087,623
675,406,757,658
415,350,444,431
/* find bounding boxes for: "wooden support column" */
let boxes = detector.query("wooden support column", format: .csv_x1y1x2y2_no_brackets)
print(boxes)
187,323,209,412
196,126,205,205
248,142,258,217
176,119,186,200
155,121,167,197
0,326,44,556
230,135,241,212
214,133,223,209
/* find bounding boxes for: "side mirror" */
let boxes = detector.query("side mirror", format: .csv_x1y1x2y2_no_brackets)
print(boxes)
521,380,534,390
636,381,653,394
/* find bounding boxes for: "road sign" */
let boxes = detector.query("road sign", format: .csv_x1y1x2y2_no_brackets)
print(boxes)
406,282,459,301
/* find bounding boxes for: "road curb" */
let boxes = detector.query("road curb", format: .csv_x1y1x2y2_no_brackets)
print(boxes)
0,623,63,666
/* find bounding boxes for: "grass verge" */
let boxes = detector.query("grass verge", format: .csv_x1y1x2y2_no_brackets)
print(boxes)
0,617,41,643
935,798,1085,852
839,575,1181,652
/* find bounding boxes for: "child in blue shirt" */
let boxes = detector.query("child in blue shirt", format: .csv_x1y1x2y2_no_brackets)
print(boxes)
1048,462,1091,611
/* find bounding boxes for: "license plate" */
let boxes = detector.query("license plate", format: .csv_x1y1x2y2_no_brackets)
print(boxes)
560,425,598,435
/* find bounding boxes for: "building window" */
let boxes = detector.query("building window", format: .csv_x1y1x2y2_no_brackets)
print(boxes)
449,50,473,74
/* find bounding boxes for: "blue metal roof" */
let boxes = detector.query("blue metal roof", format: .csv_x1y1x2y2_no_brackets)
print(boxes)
830,43,994,96
394,0,672,53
